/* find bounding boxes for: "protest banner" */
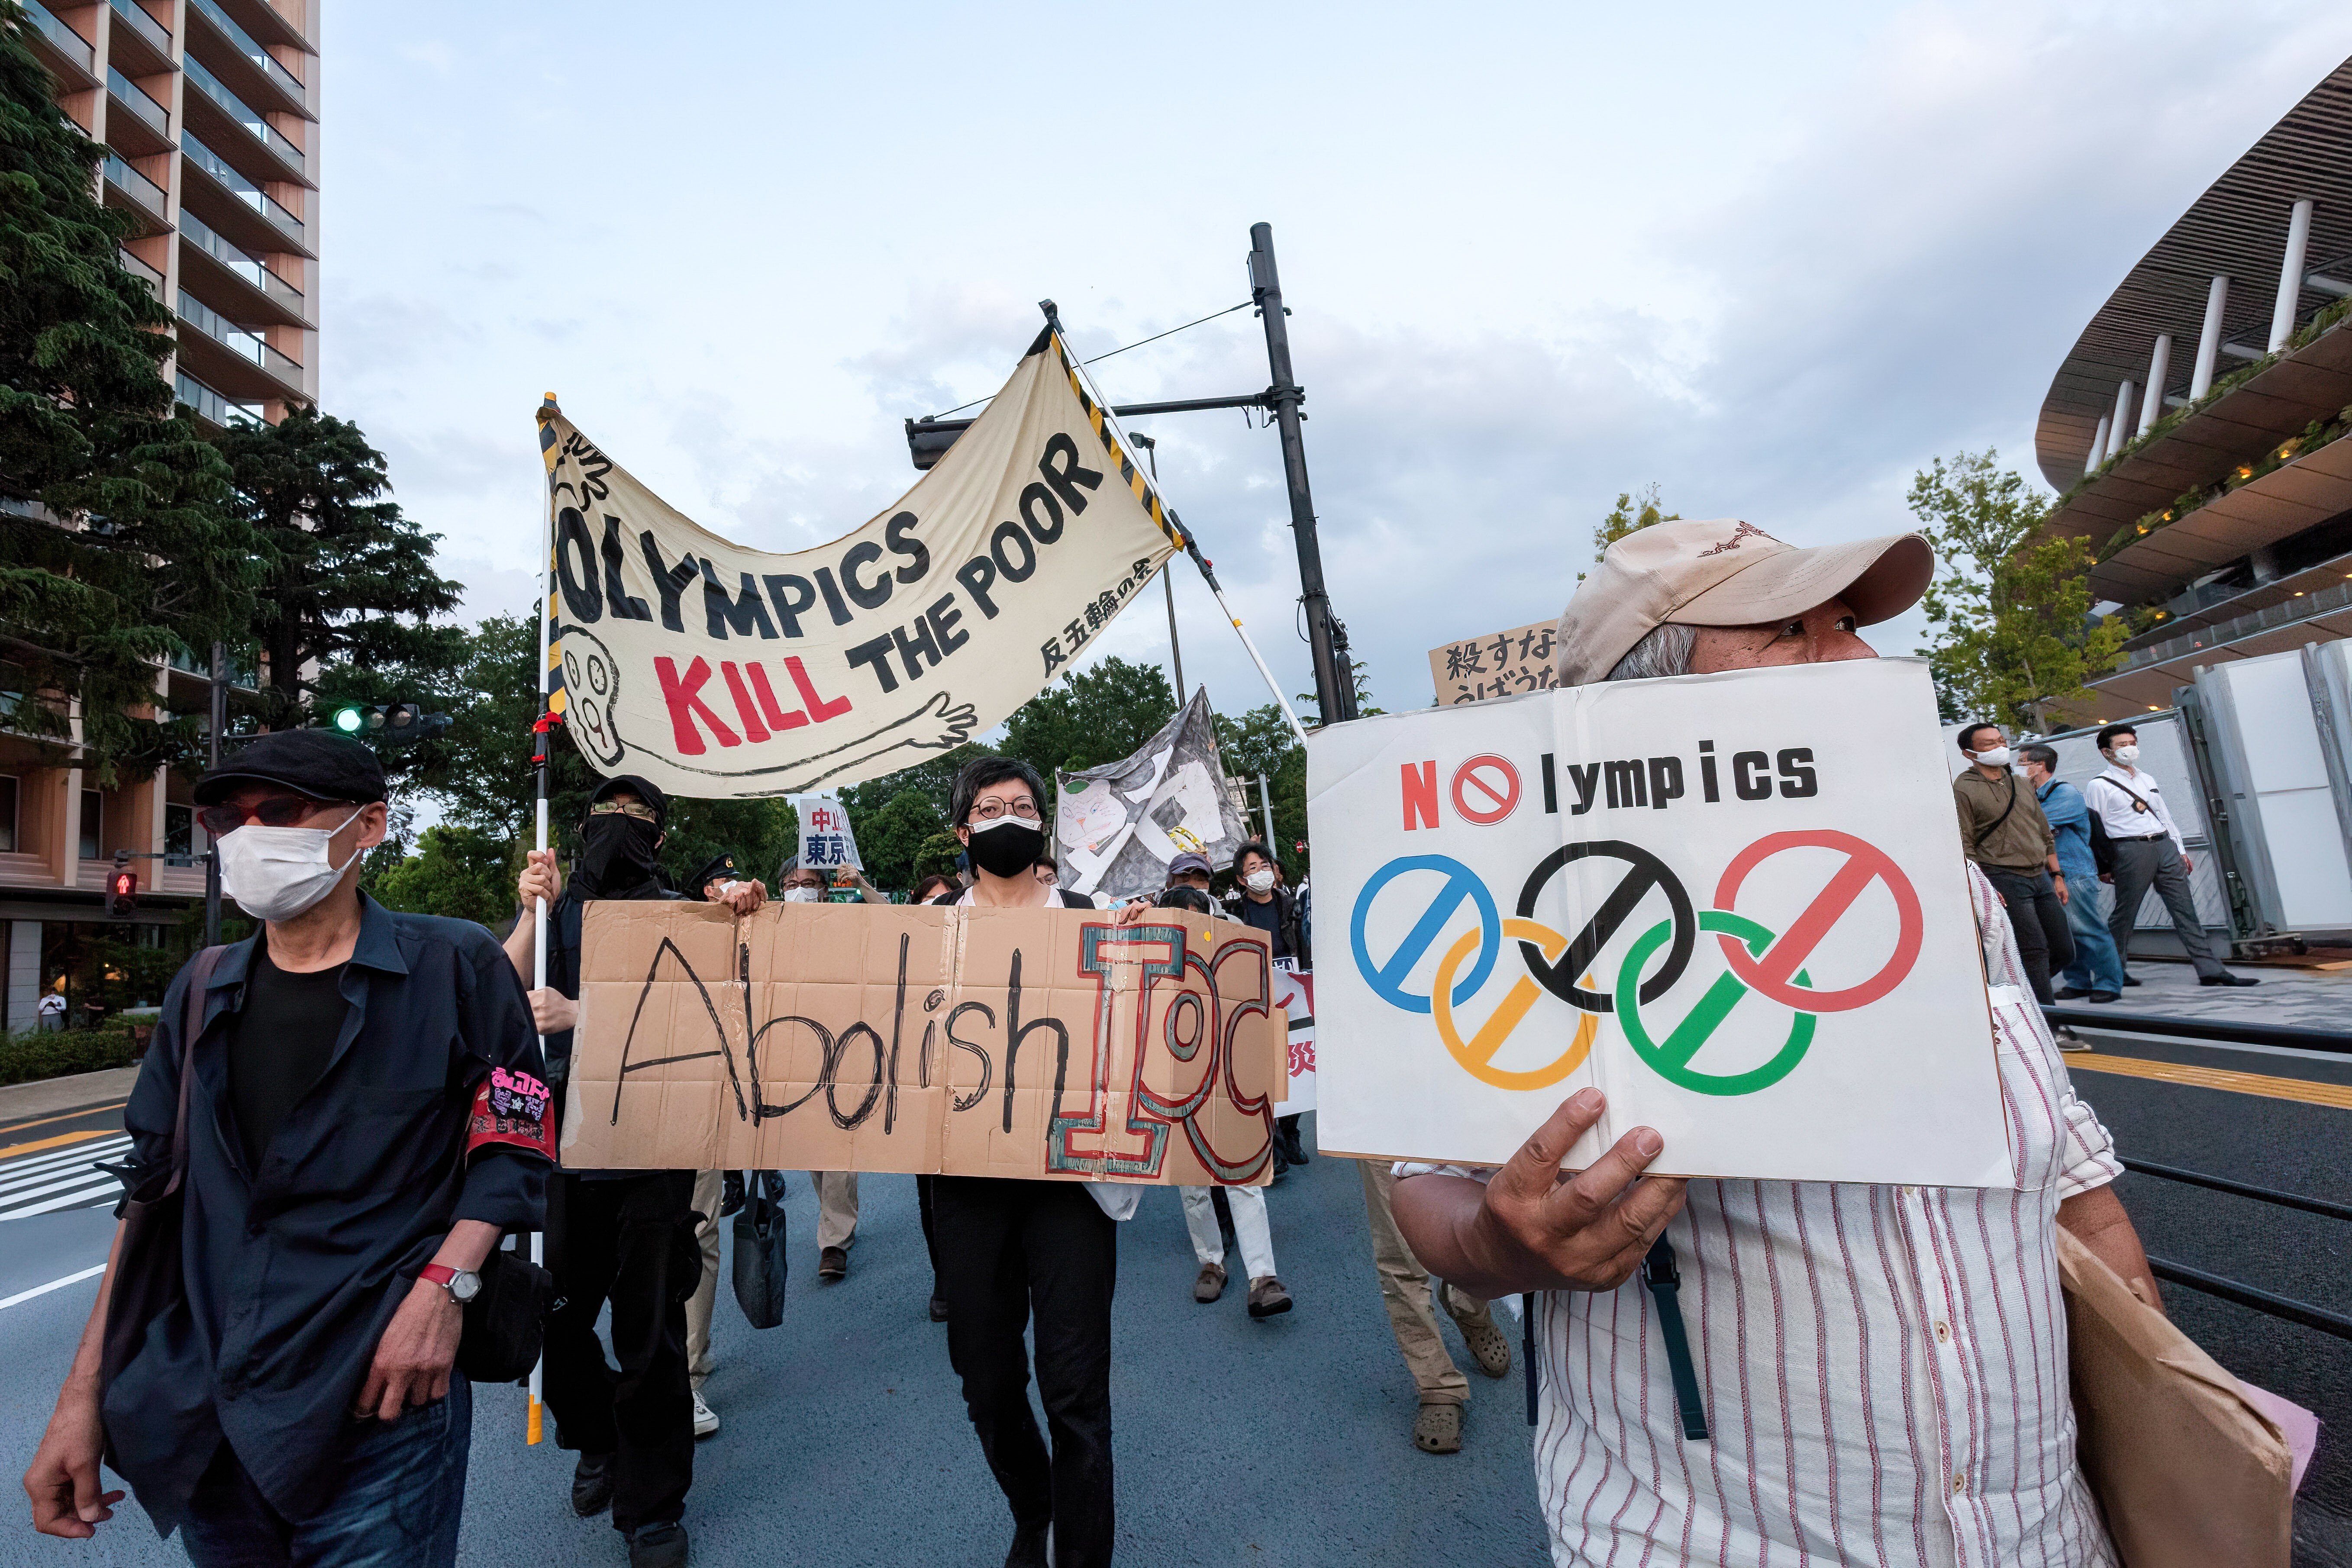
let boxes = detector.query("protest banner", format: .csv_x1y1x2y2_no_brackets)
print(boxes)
789,792,862,872
1054,690,1252,901
1429,618,1561,706
537,331,1180,799
1272,964,1315,1115
1308,657,2012,1186
560,901,1283,1185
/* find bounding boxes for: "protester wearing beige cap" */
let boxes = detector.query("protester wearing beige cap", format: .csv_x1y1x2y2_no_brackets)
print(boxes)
1391,518,2158,1568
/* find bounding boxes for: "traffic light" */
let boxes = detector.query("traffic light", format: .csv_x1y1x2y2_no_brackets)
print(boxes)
904,417,971,471
106,858,138,919
326,703,450,746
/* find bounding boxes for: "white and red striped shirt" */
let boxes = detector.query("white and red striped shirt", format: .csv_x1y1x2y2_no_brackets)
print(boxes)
1410,865,2123,1567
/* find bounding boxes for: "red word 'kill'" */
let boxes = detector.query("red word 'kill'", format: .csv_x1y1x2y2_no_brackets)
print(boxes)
656,655,853,755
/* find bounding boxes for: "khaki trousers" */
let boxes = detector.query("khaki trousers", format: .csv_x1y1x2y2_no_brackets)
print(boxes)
813,1170,858,1251
682,1169,723,1394
1359,1158,1492,1406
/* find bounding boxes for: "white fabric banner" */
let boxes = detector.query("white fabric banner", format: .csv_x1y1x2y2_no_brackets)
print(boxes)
538,333,1179,798
1307,658,2013,1186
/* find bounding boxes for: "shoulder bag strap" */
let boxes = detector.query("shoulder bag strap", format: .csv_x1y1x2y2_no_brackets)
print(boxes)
1971,773,2021,854
1642,1237,1710,1440
165,946,225,1200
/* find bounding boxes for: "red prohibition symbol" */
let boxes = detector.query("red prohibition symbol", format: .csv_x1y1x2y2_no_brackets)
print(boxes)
1450,754,1522,825
1711,829,1923,1012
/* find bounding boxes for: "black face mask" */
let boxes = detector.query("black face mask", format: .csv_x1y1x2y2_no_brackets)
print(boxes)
576,813,662,897
965,817,1045,880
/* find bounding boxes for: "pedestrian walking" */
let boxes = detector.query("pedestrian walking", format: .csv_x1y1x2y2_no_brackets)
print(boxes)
1221,840,1311,1170
1952,722,2075,1003
2087,723,2257,987
23,731,551,1565
35,985,64,1032
506,775,764,1568
1357,1157,1512,1454
2020,745,2125,1004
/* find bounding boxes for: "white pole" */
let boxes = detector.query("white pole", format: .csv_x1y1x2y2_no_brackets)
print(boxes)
2137,336,2171,435
2190,274,2229,400
2269,199,2315,354
2107,381,2136,461
527,395,558,1448
2086,415,2111,477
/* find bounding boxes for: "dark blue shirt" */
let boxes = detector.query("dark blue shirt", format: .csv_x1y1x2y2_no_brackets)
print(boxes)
107,896,549,1532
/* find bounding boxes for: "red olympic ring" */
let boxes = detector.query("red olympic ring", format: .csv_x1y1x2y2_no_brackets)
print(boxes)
1711,829,1922,1013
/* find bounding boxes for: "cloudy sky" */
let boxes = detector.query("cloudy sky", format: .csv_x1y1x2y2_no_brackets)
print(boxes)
319,2,2352,724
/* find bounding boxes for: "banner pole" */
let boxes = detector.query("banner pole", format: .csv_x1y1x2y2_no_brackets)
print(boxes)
1044,309,1313,750
526,393,563,1448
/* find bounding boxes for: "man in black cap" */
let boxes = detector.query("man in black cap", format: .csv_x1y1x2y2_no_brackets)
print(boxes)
24,730,550,1565
504,776,762,1568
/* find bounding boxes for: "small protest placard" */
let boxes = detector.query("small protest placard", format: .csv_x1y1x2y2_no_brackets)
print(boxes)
789,792,862,871
1428,619,1561,707
1272,964,1315,1115
563,901,1284,1184
1310,658,2011,1186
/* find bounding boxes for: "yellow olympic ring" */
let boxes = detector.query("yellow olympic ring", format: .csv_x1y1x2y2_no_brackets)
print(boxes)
1431,918,1599,1090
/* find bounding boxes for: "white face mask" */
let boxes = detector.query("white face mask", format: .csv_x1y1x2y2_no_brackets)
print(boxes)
2111,744,2140,764
1972,745,2014,768
1244,868,1277,894
783,886,824,903
217,808,363,923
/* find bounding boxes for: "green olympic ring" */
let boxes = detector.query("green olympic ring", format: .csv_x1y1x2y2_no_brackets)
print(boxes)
1613,910,1816,1096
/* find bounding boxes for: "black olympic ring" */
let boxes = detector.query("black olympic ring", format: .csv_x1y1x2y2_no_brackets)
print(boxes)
1514,841,1696,1014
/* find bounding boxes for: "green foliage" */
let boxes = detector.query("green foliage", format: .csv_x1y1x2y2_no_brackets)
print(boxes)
661,796,797,893
0,1023,143,1086
1214,701,1310,882
913,832,965,882
1594,482,1680,561
365,823,513,928
0,13,254,780
1294,658,1380,728
2098,405,2352,564
855,790,945,890
1001,655,1176,777
1910,450,2127,731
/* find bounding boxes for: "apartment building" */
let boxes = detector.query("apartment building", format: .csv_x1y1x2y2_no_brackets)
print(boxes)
3,0,318,1030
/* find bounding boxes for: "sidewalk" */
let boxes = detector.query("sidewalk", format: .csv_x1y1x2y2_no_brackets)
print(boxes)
2094,955,2352,1033
0,1067,140,1126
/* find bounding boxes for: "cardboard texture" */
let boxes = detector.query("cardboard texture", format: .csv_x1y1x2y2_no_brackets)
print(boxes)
2056,1230,2293,1568
562,901,1281,1186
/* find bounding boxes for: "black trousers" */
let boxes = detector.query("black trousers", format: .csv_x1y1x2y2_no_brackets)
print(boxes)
543,1171,700,1533
1984,867,2075,1005
2105,835,2227,978
932,1176,1116,1568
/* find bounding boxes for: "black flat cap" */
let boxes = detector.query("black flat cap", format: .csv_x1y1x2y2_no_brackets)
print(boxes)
194,729,387,806
690,852,738,892
590,773,668,826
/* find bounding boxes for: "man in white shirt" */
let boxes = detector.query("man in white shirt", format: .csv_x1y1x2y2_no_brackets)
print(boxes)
1391,518,2162,1568
2086,723,2255,988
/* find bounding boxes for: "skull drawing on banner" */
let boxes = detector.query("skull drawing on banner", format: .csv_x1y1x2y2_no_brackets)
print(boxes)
561,626,627,768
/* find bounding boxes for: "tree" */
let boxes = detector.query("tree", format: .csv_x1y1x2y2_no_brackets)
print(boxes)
913,832,964,882
366,824,513,929
1002,655,1175,779
1215,701,1310,883
1594,483,1680,561
1295,659,1380,728
213,407,464,727
0,17,254,780
855,790,945,891
1909,450,2127,731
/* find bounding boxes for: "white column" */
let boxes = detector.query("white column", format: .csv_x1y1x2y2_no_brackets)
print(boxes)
2138,336,2171,435
2108,380,2136,460
2086,415,2112,476
3,923,39,1034
2269,198,2315,353
2190,274,2229,399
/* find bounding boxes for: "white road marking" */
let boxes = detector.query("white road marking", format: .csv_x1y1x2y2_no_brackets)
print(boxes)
0,1264,105,1312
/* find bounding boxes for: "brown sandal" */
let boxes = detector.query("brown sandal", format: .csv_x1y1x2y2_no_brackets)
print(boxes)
1413,1402,1462,1454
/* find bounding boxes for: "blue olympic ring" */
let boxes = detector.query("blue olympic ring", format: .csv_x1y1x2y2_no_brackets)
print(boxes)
1349,855,1502,1015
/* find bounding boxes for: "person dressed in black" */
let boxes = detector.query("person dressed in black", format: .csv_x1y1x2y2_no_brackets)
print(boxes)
1223,840,1312,1169
504,775,762,1568
924,755,1123,1568
24,731,550,1565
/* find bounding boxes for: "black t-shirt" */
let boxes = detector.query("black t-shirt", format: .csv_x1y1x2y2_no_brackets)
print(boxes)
1235,893,1291,959
229,940,351,1170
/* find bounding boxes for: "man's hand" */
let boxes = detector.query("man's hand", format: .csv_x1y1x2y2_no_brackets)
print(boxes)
519,848,562,910
2099,872,2114,884
23,1378,123,1538
354,1276,463,1421
716,878,766,916
526,987,579,1035
1115,898,1155,926
2054,875,2069,907
1472,1090,1689,1291
2181,853,2195,873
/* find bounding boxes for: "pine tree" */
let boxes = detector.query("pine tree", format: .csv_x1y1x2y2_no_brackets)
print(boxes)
0,10,253,778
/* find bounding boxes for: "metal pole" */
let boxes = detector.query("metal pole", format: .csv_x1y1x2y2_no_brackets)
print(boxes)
203,641,225,946
1133,434,1185,704
1247,222,1353,724
1256,773,1276,849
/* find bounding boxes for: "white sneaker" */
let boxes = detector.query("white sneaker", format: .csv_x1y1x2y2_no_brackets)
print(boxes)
691,1390,719,1438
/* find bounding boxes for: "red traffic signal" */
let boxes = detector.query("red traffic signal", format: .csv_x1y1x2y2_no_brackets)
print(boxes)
107,867,138,918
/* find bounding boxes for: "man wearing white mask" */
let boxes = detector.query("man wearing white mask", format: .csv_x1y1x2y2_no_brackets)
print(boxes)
2089,723,2256,987
1953,722,2073,1004
1223,841,1310,1171
25,731,551,1563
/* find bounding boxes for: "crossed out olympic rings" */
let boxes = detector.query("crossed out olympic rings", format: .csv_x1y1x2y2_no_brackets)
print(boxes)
1349,832,1924,1096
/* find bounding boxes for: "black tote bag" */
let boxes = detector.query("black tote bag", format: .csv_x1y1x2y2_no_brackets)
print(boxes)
731,1171,790,1330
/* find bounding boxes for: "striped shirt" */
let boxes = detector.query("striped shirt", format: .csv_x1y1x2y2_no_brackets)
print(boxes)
1408,865,2123,1567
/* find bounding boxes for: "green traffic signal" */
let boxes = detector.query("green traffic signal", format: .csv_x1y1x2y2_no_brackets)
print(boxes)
332,706,365,733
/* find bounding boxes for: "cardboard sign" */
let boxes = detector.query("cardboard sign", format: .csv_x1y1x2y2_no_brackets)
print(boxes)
789,792,863,871
1309,657,2012,1186
1271,963,1315,1116
562,901,1282,1184
1428,619,1561,707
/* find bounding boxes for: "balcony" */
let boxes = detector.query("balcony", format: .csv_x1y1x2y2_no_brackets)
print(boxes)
105,66,173,154
181,133,308,255
182,54,307,184
177,288,303,400
100,152,169,228
108,0,170,52
174,371,262,430
116,246,163,299
177,209,307,327
2088,423,2352,605
188,0,307,118
21,1,96,81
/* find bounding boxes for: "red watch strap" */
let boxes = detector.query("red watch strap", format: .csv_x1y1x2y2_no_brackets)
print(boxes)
419,1264,457,1287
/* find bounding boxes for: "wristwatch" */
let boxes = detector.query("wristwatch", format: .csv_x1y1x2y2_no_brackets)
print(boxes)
419,1263,482,1304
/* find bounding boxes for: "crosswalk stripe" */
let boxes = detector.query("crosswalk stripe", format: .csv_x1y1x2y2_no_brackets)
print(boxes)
5,1181,121,1220
0,1168,125,1210
0,1139,131,1192
0,1132,130,1171
0,1128,116,1163
0,1264,106,1310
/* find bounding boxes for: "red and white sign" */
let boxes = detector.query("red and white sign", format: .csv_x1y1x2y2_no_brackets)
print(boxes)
1272,961,1315,1116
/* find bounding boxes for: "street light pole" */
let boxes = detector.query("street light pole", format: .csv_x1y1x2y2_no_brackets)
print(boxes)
204,640,225,946
1132,433,1185,705
1247,221,1355,725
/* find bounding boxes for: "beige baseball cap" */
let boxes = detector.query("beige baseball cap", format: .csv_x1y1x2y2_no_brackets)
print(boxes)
1555,519,1933,686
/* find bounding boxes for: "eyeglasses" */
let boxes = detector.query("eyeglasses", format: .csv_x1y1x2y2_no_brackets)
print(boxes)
196,794,333,837
969,797,1041,823
588,800,659,822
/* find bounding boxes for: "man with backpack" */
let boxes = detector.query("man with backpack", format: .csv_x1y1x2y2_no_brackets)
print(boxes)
1953,723,2074,1004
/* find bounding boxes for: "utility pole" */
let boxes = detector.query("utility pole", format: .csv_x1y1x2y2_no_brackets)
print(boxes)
1248,222,1355,724
1132,432,1185,704
204,640,225,946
